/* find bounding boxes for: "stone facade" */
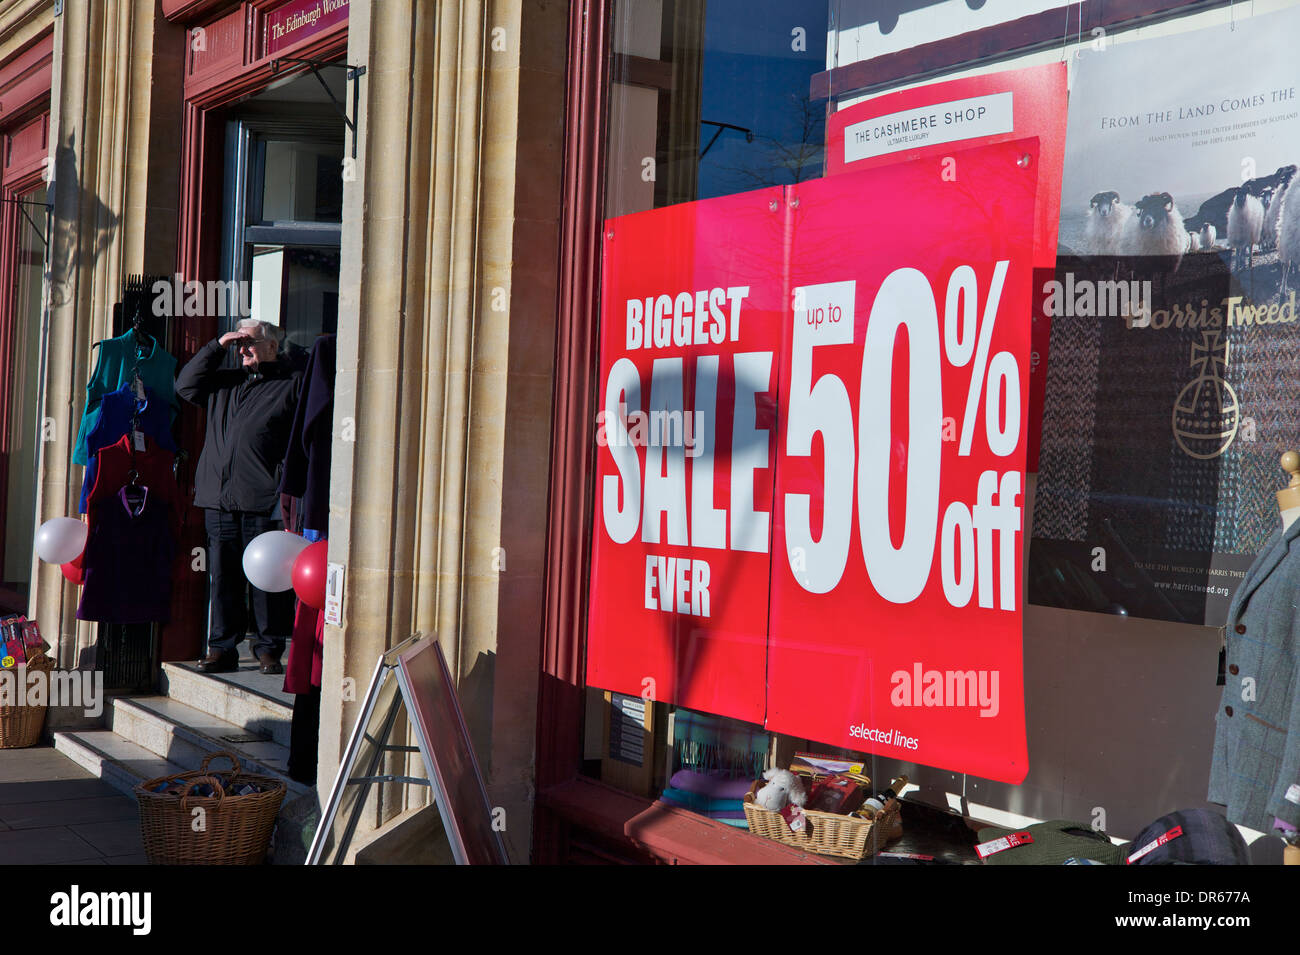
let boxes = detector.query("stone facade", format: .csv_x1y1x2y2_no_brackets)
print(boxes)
23,0,568,862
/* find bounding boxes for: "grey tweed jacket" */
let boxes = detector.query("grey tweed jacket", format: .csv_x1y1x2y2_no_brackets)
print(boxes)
1209,517,1300,834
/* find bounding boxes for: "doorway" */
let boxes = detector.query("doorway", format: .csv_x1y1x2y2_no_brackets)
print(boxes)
221,71,345,353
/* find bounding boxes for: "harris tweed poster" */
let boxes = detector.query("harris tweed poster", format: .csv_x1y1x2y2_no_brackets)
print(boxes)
1030,8,1300,626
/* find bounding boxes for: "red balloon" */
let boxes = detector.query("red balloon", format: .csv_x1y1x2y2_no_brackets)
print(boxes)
292,540,329,610
61,559,84,585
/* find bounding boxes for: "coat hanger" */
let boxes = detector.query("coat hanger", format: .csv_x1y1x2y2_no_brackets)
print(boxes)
130,365,146,403
131,307,153,357
121,468,148,517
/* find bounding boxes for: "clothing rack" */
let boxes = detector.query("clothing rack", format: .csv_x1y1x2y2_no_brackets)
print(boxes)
94,273,171,693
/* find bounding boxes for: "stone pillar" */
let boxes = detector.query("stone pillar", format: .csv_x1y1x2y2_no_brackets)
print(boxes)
322,0,566,862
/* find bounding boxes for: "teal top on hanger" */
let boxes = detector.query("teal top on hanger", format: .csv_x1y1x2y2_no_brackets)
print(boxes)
73,328,178,466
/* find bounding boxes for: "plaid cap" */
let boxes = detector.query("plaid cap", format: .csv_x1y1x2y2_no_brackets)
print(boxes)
1124,809,1249,865
976,820,1127,866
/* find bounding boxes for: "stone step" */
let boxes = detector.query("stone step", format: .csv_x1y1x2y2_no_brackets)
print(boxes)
159,661,294,747
107,696,309,798
53,729,188,800
53,727,313,865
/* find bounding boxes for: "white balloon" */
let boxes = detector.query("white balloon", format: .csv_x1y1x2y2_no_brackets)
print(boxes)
242,531,309,593
34,518,88,565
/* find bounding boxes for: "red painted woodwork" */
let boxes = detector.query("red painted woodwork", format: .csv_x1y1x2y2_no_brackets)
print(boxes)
532,0,612,864
538,777,832,865
627,801,834,865
0,169,45,593
0,32,53,124
159,99,227,663
162,0,242,25
182,0,349,105
186,7,246,92
0,33,51,605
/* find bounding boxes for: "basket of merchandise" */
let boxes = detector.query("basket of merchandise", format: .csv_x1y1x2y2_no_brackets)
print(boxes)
743,755,906,861
135,750,286,865
0,616,55,749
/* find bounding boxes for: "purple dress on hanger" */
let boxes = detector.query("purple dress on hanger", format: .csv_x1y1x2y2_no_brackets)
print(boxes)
76,434,179,625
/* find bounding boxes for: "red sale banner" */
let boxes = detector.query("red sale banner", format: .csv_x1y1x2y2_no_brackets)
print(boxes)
587,189,786,722
826,64,1066,471
767,139,1039,783
589,139,1040,783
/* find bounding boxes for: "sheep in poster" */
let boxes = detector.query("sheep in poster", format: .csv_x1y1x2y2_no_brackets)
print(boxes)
1264,170,1295,250
1278,184,1300,298
1187,231,1201,252
1082,191,1132,255
1200,223,1217,250
1227,187,1264,271
1124,193,1186,292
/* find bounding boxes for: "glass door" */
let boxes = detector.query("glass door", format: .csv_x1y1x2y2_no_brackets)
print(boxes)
222,116,343,361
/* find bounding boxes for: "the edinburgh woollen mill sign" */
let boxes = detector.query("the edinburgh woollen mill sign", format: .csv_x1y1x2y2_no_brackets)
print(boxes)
264,0,350,57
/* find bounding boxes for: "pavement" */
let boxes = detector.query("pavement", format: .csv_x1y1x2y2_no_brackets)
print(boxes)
0,744,145,864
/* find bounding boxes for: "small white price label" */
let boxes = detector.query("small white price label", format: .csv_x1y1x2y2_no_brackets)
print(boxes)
1126,825,1183,864
975,831,1032,859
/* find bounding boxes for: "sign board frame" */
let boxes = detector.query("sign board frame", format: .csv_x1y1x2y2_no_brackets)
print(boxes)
306,633,508,865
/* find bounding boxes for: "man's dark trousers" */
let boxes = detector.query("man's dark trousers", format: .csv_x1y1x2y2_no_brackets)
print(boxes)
204,509,294,659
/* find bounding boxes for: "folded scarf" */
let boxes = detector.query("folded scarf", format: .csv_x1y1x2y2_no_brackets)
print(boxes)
668,769,754,801
673,709,768,779
660,786,745,812
659,795,747,820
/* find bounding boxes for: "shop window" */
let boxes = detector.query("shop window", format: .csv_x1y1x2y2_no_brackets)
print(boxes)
578,0,1300,867
256,139,344,224
606,0,827,218
585,0,835,809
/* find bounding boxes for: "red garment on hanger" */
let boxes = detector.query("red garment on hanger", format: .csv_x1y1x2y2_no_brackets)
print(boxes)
284,599,323,694
86,433,181,529
77,434,182,624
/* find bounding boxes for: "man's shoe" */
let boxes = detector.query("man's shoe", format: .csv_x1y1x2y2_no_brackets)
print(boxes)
196,650,238,674
256,652,283,675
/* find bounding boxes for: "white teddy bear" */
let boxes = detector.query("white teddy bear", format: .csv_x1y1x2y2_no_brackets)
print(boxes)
754,768,808,811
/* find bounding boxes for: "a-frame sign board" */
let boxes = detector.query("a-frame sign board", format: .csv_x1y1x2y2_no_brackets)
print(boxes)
307,633,508,864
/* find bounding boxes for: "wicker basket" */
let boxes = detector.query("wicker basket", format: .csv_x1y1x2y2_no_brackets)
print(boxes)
135,751,286,865
0,653,55,749
743,779,902,861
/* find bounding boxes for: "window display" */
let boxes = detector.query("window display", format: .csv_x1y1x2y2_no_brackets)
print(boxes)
576,0,1300,869
1031,6,1300,626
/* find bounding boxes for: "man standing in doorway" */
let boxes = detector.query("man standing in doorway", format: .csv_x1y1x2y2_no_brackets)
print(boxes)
177,319,303,675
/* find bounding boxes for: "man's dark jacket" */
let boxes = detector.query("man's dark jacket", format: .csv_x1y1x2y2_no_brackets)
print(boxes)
176,338,302,514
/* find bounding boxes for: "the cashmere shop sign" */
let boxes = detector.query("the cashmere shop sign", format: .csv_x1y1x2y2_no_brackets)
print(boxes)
588,139,1041,784
264,0,348,57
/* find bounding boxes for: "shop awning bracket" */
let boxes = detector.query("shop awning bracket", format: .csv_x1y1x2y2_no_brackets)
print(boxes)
0,197,53,248
269,56,367,158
